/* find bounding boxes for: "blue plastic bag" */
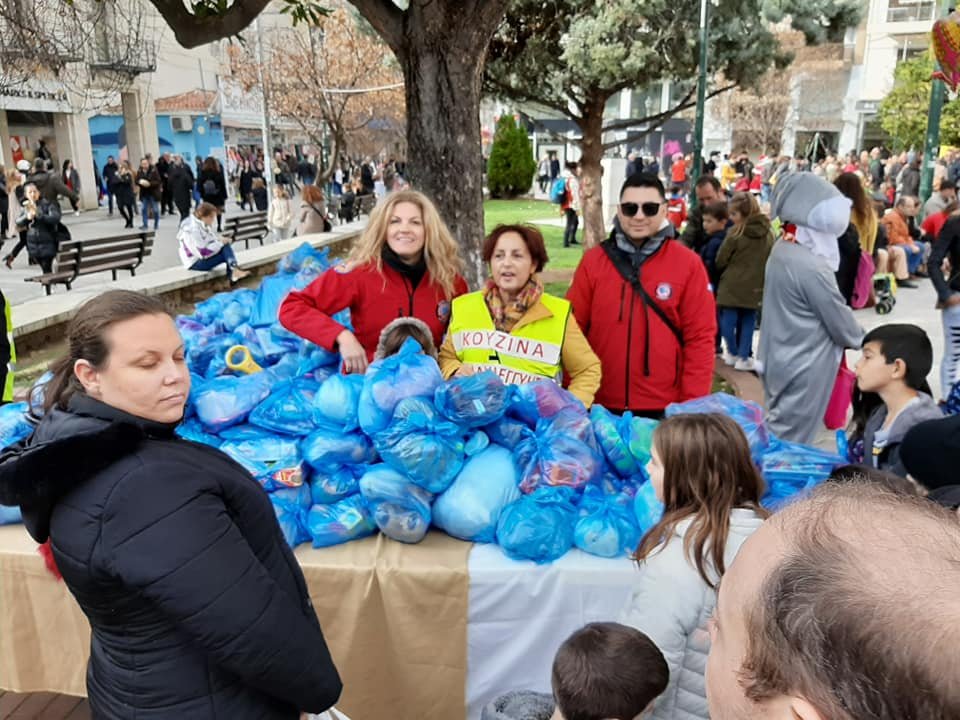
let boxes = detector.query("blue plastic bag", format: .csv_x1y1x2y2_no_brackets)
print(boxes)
302,426,377,469
496,486,577,563
432,445,520,543
633,480,664,535
305,494,377,548
271,483,313,547
222,299,252,332
358,337,443,434
220,433,305,491
310,464,366,504
483,416,531,449
278,242,330,274
251,273,298,327
373,397,465,494
272,502,310,548
28,371,53,420
434,372,509,428
271,483,313,511
622,415,657,469
194,372,274,432
514,411,603,494
508,381,585,427
0,505,22,525
591,405,639,478
760,439,843,510
464,430,490,456
358,464,433,544
249,378,320,436
0,403,32,450
666,393,770,459
574,485,640,558
175,418,222,447
313,373,364,432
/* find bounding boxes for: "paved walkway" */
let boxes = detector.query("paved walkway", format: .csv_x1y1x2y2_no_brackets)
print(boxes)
2,200,264,307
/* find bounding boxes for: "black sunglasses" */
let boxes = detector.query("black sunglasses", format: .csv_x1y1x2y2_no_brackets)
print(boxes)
620,201,665,218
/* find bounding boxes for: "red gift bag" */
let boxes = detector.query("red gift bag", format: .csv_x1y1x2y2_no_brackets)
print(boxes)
823,356,856,430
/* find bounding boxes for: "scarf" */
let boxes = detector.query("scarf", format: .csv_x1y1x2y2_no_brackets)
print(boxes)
611,216,675,270
381,245,427,289
483,277,543,333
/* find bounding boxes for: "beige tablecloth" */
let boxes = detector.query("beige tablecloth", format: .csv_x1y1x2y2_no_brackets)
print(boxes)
0,525,471,720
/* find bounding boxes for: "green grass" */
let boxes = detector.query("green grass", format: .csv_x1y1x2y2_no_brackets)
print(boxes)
483,198,583,271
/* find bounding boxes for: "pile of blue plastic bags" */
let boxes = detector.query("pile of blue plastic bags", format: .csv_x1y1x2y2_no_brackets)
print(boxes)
0,243,845,563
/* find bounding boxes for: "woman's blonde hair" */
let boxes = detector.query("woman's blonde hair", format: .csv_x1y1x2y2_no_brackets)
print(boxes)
348,190,463,298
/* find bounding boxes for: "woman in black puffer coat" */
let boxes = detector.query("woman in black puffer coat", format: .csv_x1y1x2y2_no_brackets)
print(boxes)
0,290,341,720
199,156,228,231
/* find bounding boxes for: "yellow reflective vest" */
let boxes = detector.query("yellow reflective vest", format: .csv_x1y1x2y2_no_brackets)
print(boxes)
1,291,13,403
447,291,569,384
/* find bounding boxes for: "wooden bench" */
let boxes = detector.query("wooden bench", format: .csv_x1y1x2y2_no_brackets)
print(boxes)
25,230,155,295
223,211,269,249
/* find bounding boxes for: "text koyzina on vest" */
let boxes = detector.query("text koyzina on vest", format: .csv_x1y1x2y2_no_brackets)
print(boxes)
452,330,562,365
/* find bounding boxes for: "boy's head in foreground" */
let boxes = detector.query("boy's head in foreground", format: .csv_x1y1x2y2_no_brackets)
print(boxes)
551,622,668,720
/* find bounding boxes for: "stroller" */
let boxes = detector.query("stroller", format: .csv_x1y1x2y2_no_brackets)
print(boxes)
873,273,896,315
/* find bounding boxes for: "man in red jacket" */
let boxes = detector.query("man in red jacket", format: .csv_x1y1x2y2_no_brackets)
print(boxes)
567,173,717,416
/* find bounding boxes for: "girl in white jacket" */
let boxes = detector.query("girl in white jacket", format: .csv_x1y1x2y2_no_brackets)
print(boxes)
268,185,292,241
620,413,768,720
178,202,250,285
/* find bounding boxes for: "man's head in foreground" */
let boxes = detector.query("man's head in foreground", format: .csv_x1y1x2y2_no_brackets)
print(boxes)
706,481,960,720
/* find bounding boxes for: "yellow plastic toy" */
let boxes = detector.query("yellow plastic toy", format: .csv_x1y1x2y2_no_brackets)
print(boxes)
225,345,263,374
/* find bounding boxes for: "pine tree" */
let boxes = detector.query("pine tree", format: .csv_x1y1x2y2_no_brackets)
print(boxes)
487,114,536,198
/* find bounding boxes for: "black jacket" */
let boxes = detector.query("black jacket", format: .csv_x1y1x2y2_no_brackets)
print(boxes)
27,170,78,204
168,163,195,203
835,223,862,306
199,168,227,206
930,215,960,304
16,198,62,260
111,169,136,206
0,395,341,719
103,160,119,186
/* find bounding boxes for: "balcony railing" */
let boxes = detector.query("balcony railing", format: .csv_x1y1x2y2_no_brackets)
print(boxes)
886,3,936,23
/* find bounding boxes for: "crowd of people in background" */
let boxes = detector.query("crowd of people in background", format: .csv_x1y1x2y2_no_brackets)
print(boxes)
0,129,959,720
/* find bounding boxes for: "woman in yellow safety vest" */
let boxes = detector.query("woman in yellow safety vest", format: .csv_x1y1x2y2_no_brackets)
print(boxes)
439,223,601,407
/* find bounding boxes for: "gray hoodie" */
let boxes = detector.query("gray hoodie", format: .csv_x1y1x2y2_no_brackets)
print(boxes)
864,393,943,476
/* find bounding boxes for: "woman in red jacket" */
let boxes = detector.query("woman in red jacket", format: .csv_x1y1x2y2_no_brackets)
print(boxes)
279,190,468,373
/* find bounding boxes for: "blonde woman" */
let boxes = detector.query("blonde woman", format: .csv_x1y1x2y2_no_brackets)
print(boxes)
279,190,468,373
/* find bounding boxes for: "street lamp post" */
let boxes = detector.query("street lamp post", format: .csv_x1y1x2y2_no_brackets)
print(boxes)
919,0,954,212
689,0,711,209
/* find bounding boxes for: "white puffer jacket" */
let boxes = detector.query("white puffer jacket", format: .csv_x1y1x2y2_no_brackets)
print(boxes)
619,508,765,720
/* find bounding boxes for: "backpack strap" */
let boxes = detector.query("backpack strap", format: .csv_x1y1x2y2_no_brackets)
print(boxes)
601,241,684,347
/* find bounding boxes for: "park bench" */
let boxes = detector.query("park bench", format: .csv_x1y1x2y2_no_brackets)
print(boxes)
223,211,269,249
24,230,154,295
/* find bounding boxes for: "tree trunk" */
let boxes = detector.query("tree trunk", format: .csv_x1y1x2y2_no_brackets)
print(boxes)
578,101,607,249
400,42,487,287
349,0,507,289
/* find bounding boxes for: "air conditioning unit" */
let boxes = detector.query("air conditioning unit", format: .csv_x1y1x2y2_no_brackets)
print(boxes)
171,116,193,132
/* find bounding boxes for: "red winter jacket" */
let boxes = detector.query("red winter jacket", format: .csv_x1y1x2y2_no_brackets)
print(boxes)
567,239,717,413
279,260,468,363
